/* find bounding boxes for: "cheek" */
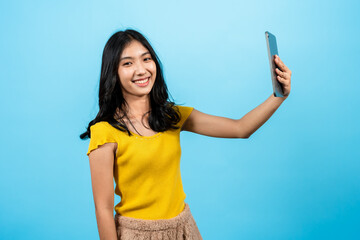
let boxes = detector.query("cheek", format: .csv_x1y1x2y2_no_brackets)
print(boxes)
150,63,157,74
118,69,131,83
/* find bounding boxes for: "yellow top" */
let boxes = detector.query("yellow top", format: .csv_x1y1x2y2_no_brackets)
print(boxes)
87,105,194,220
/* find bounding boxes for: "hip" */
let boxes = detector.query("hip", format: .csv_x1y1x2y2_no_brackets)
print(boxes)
114,202,203,240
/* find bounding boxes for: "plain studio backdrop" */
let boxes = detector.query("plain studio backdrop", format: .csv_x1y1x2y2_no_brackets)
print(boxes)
1,0,359,239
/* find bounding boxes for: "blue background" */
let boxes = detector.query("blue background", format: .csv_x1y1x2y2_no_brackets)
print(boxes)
1,0,359,239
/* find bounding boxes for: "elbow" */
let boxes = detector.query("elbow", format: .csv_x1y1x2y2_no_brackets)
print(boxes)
236,133,250,139
94,202,114,214
95,206,114,218
239,131,252,139
236,129,251,139
236,120,251,139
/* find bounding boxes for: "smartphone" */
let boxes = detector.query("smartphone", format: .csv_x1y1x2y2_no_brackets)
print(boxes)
265,31,284,97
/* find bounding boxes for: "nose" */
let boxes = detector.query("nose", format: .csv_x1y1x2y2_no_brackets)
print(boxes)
135,61,147,75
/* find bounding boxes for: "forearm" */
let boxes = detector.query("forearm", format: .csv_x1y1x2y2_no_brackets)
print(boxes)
238,94,287,138
95,209,118,240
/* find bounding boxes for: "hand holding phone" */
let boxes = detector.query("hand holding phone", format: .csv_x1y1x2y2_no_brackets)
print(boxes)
265,31,285,97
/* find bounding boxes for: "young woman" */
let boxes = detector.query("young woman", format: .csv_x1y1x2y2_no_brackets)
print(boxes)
80,29,292,240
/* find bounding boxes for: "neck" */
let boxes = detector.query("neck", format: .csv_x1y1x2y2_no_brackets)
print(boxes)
123,95,151,119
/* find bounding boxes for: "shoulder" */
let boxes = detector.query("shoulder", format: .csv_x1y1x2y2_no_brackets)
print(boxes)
90,121,112,131
87,121,119,156
173,105,194,115
173,105,194,127
174,105,194,112
90,121,117,138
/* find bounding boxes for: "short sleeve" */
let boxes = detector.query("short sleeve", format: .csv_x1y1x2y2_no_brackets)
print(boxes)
176,105,194,128
87,121,117,156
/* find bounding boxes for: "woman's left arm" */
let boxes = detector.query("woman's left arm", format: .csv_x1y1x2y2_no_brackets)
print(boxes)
182,55,292,138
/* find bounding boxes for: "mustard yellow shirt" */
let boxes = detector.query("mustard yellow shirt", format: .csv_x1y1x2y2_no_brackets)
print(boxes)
87,105,194,220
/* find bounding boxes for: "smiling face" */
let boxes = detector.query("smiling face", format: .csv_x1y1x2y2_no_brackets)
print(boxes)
118,40,157,101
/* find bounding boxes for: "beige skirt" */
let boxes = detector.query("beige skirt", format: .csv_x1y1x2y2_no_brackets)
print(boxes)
114,203,203,240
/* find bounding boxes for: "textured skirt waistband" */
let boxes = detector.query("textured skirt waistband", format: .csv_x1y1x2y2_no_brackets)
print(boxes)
114,202,203,240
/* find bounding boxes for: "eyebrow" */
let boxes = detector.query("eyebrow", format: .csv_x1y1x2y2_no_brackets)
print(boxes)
120,51,151,61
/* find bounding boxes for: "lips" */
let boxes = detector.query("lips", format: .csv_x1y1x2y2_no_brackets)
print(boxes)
133,77,150,82
132,77,150,87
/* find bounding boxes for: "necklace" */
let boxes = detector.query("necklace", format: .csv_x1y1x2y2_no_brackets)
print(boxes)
125,114,143,136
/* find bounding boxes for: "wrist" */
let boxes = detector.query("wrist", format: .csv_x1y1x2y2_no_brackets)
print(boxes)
272,93,288,100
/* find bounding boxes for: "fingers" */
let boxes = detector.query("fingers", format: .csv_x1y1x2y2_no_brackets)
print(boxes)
275,67,287,78
275,65,291,86
273,55,292,97
276,75,287,83
274,55,292,75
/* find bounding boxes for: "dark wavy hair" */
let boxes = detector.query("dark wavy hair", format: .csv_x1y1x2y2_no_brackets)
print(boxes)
80,29,181,139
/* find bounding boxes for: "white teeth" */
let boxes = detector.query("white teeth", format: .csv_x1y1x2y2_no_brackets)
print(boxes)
134,78,149,84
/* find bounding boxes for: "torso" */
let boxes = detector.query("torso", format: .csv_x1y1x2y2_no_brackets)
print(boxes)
124,117,159,137
115,109,158,137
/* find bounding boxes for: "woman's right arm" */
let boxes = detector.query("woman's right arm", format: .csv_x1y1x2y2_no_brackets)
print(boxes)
88,142,118,240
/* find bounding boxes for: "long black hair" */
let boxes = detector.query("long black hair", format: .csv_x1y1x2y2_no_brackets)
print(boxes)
80,29,180,139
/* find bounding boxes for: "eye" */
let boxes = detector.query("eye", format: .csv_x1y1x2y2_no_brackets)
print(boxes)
123,62,131,66
144,57,152,61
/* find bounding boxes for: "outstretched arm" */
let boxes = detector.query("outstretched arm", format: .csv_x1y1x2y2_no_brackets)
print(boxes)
182,55,292,138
